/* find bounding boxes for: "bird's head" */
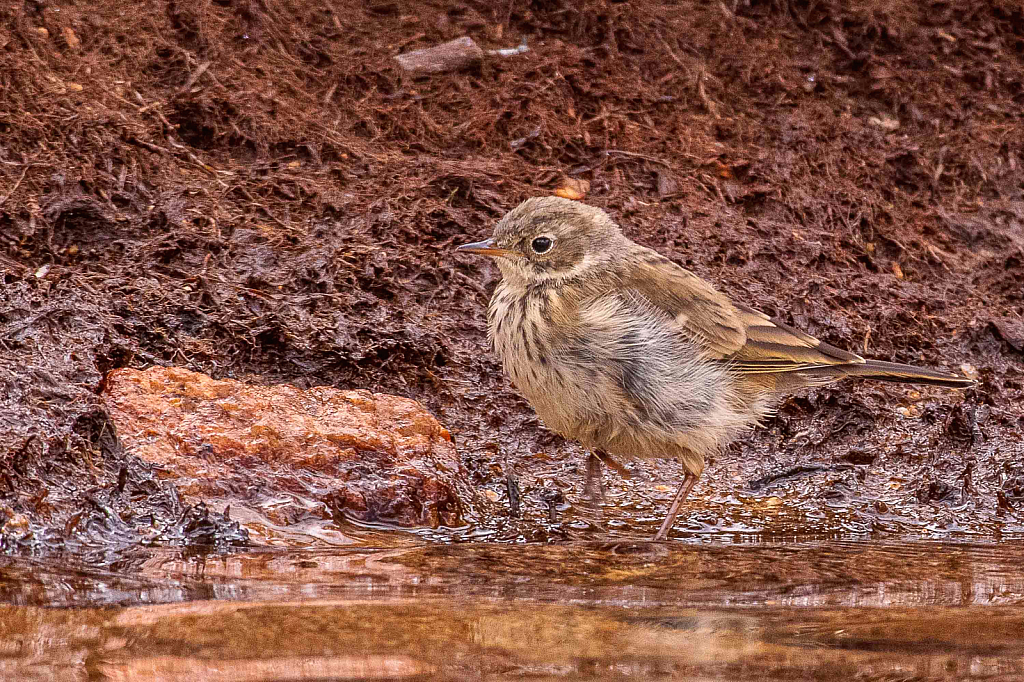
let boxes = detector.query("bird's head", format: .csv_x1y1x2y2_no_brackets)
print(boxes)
457,196,627,286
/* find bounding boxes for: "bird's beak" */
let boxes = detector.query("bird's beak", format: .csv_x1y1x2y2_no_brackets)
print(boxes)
456,237,516,258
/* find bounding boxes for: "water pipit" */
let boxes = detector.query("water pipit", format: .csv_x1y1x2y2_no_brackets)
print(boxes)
458,196,974,540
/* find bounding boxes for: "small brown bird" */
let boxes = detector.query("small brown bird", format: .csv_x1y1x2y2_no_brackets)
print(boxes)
458,196,974,540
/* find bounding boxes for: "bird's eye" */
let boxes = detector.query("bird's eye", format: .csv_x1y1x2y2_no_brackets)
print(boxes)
531,236,553,254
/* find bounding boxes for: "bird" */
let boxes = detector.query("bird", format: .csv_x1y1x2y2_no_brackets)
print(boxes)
457,196,975,540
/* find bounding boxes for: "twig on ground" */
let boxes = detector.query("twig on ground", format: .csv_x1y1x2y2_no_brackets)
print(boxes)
0,163,33,208
179,60,213,94
604,149,673,167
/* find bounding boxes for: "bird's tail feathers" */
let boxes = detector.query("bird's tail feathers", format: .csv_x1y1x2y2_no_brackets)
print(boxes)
839,359,975,389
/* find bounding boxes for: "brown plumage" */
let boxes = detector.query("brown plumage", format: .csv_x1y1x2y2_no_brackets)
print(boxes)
458,196,975,540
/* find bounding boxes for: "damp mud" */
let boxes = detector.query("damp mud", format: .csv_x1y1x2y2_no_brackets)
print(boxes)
2,540,1024,680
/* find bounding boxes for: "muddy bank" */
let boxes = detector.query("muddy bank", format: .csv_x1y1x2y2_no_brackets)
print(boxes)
1,0,1023,553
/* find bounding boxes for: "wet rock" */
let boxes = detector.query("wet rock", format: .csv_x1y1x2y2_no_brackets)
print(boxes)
102,367,470,530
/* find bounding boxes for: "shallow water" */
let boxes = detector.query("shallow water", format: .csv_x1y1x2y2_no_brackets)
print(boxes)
2,539,1024,681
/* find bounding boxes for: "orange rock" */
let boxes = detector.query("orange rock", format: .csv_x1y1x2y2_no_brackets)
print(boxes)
103,367,469,529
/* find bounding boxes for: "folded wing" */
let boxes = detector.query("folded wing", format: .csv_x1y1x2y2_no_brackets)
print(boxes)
622,259,865,377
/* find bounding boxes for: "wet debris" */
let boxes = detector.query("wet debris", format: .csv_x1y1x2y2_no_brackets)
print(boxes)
175,502,249,548
506,473,522,518
747,464,853,492
842,448,877,466
990,317,1024,353
918,480,953,504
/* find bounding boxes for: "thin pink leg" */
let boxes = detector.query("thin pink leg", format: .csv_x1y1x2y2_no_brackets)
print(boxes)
653,471,699,541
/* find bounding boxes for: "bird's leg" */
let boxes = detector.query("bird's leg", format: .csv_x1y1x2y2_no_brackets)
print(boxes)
584,452,605,504
653,471,700,541
594,451,632,480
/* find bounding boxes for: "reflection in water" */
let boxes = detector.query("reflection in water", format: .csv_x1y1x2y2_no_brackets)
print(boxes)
99,654,433,681
1,541,1023,681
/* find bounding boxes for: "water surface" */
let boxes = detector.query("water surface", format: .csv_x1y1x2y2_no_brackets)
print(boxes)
2,540,1023,681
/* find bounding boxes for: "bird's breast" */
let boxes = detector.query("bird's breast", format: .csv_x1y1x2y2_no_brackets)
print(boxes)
488,283,617,438
488,283,551,390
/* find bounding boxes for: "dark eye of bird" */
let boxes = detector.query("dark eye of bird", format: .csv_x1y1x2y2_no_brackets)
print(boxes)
531,236,553,254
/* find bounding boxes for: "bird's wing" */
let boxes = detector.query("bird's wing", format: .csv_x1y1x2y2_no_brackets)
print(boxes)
622,258,865,373
725,303,865,373
616,258,748,358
